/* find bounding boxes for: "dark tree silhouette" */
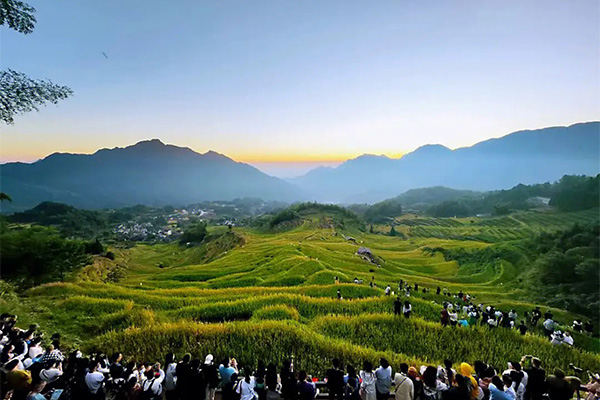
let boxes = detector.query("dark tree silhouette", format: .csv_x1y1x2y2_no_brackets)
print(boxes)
0,192,12,202
0,70,73,124
0,0,73,124
0,0,36,34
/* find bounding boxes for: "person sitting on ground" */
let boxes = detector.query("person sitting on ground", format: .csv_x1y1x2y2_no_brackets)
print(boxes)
403,301,412,318
326,358,345,400
360,361,377,400
394,363,414,400
385,286,392,296
562,332,574,346
375,358,393,400
550,331,564,345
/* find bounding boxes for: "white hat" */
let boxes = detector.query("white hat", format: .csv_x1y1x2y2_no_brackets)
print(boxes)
205,354,214,364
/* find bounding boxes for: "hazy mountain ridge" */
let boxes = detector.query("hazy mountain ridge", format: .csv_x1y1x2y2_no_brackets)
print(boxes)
1,122,598,211
0,139,301,212
292,122,600,203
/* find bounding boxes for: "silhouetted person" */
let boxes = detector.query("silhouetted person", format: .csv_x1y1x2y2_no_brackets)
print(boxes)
326,358,345,400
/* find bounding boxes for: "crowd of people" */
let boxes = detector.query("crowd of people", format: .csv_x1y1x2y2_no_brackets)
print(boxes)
378,279,593,348
2,313,599,400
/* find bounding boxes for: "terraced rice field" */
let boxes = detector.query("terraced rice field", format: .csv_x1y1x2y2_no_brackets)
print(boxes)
3,208,599,374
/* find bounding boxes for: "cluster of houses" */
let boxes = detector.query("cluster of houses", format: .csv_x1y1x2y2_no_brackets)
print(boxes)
112,206,244,242
114,221,182,242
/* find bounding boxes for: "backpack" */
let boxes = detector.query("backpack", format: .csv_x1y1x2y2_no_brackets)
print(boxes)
231,380,243,400
139,378,159,400
423,386,443,400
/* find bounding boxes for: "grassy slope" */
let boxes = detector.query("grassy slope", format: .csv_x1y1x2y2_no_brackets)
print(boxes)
1,208,599,374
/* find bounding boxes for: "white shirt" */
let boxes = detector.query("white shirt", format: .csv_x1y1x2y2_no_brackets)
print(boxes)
360,371,376,394
40,368,63,383
504,385,516,400
143,369,165,396
28,345,43,359
164,363,177,391
394,373,414,400
238,378,257,400
563,335,574,346
402,305,412,314
513,382,525,400
85,371,105,394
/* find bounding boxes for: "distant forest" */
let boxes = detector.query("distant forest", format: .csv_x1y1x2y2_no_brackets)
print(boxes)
351,175,599,222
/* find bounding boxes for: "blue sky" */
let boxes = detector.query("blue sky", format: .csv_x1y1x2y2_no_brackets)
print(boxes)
1,0,599,177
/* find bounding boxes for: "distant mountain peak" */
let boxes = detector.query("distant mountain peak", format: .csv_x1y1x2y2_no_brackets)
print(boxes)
132,138,165,147
353,153,390,160
411,144,452,153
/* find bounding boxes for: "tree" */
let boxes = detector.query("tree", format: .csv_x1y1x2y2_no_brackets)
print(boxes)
369,224,374,234
1,226,90,285
0,192,11,202
389,225,397,237
0,0,36,34
0,0,73,124
180,222,208,244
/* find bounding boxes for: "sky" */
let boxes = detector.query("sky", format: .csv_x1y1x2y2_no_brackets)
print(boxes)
1,0,599,178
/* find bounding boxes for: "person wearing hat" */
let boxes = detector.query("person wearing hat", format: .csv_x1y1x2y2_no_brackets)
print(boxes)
203,354,220,400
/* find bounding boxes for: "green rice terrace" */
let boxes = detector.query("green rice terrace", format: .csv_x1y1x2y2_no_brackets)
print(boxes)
2,204,599,374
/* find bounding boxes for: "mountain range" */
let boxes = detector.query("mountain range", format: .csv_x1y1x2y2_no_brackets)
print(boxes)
0,139,301,212
290,122,600,203
1,122,598,211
